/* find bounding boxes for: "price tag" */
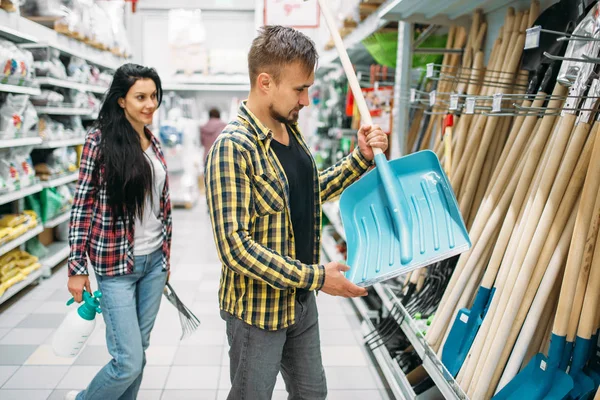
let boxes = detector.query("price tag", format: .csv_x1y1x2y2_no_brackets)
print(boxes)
426,63,435,78
450,94,459,111
410,88,416,103
429,90,436,107
466,97,475,114
492,93,503,112
459,313,468,323
525,26,541,50
540,360,547,371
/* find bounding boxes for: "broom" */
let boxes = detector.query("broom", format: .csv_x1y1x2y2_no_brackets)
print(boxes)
163,282,201,339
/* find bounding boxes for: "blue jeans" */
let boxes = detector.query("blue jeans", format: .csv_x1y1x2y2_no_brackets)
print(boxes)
77,248,167,400
221,291,327,400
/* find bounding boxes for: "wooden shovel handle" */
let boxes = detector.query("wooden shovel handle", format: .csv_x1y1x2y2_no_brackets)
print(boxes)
316,0,380,155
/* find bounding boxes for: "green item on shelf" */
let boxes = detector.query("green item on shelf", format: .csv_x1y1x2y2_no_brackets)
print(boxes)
26,237,49,259
25,193,42,221
40,187,64,223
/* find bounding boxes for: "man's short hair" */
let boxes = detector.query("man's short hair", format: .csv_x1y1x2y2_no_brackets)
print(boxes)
209,108,220,119
248,25,318,87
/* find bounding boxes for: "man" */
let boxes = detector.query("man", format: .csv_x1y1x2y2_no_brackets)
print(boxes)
205,25,388,400
200,108,227,166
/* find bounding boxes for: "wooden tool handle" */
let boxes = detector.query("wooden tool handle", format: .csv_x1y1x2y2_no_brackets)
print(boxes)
316,0,380,155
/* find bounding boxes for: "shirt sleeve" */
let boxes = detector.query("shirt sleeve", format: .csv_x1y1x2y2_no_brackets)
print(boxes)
319,147,372,203
205,137,325,291
67,133,99,276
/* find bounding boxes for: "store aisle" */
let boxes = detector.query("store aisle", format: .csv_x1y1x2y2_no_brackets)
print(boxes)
0,199,390,400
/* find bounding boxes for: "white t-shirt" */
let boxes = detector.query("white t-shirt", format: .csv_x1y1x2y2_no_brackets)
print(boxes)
134,146,166,256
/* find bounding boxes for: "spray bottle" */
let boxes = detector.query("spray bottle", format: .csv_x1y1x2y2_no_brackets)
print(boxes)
52,290,102,358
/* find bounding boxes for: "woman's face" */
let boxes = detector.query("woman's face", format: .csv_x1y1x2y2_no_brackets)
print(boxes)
119,78,158,127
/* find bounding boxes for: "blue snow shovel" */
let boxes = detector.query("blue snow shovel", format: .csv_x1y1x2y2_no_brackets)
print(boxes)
315,0,471,288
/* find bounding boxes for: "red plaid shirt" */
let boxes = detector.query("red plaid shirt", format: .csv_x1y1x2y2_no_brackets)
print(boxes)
68,128,172,277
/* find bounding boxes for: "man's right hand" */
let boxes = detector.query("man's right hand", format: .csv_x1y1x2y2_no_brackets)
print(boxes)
320,262,368,298
67,275,92,303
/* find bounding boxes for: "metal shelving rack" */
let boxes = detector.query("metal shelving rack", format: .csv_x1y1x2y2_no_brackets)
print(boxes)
0,7,122,305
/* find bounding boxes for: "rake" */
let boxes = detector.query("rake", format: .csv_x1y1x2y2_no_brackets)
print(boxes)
163,282,201,340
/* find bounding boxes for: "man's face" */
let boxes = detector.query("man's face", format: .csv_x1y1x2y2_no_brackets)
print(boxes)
268,62,314,124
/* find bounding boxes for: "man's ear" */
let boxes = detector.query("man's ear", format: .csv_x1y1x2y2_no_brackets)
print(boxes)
257,72,273,93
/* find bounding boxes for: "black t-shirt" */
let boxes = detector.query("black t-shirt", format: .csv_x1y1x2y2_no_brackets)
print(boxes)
270,129,315,268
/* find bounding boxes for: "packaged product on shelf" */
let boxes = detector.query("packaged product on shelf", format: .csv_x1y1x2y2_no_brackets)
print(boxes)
67,57,92,83
31,90,64,107
0,40,34,84
12,147,36,188
0,94,30,139
0,151,20,191
26,237,49,259
98,0,132,57
22,101,39,137
0,0,19,13
90,3,114,51
40,187,68,222
20,0,63,18
0,249,42,297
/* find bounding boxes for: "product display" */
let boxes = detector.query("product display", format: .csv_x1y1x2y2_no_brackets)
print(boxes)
0,210,39,246
0,249,41,297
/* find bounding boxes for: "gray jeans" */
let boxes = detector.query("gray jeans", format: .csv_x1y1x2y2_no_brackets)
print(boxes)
221,291,327,400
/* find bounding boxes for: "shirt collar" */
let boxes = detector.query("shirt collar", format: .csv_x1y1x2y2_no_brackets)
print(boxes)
237,100,299,141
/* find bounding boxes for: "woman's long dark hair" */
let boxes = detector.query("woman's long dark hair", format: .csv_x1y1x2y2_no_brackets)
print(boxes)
93,63,163,229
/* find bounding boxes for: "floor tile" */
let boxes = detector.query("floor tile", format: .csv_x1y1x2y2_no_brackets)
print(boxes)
56,365,102,389
17,314,65,329
161,390,217,399
137,390,163,400
25,345,76,366
0,329,54,345
22,288,56,301
0,313,27,328
48,390,76,400
33,301,73,314
0,365,19,386
321,346,368,367
0,345,39,364
0,389,53,399
3,366,69,389
173,345,223,366
327,390,385,399
147,327,182,346
0,328,9,340
178,329,226,347
319,329,361,346
165,366,220,390
318,315,352,331
72,345,110,366
140,366,170,390
1,300,44,315
324,366,378,390
146,346,177,366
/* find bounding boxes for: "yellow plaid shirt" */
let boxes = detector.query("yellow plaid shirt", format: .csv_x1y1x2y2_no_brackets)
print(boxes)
206,102,372,330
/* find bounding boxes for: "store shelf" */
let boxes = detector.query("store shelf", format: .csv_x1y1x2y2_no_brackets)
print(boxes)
163,83,250,92
0,83,41,96
380,0,500,24
37,77,108,94
0,267,45,306
35,137,85,149
0,10,38,43
322,201,346,241
35,106,95,116
0,137,43,149
41,173,78,189
379,283,469,400
41,242,70,270
44,211,70,229
0,225,44,258
0,184,43,206
353,296,419,400
318,0,398,69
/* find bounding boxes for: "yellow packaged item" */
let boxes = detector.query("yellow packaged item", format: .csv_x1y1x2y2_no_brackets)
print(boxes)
0,272,26,297
0,214,27,228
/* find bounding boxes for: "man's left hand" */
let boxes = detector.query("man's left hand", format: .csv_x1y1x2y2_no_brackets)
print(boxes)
357,124,388,161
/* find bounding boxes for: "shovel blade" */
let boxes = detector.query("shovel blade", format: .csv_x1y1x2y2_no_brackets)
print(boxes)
340,150,470,286
493,354,574,400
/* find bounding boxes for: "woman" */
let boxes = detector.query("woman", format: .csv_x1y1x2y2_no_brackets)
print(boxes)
65,63,172,400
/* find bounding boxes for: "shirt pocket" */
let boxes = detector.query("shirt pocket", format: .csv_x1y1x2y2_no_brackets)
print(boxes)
251,173,286,216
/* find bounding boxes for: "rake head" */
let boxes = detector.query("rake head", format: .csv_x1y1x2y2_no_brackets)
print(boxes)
163,282,201,340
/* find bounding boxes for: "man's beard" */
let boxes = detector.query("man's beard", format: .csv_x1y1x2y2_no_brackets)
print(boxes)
269,104,302,124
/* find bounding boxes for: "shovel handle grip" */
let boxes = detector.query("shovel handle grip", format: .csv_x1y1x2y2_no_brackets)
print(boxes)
316,0,375,133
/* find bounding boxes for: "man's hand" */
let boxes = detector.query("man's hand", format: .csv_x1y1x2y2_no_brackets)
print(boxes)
67,275,92,303
320,262,368,298
357,124,388,161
